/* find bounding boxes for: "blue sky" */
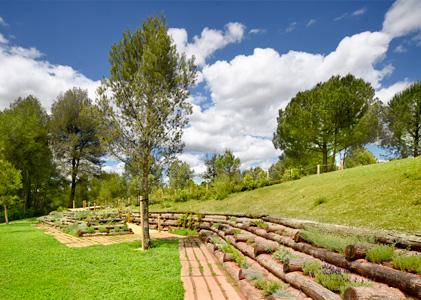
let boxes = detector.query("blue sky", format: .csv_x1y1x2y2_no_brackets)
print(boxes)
0,0,420,174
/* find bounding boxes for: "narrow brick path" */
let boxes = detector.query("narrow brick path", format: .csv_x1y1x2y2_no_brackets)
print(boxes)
180,237,244,300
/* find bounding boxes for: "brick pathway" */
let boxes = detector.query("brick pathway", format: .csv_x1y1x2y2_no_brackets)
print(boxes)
180,237,244,300
35,224,179,248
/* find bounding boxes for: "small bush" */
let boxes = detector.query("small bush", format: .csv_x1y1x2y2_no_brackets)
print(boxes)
212,223,222,230
255,278,281,296
365,245,395,263
392,255,421,274
315,272,349,294
99,226,108,233
86,226,95,234
302,261,322,277
273,249,296,263
300,228,373,253
221,244,247,268
252,219,268,229
169,228,198,236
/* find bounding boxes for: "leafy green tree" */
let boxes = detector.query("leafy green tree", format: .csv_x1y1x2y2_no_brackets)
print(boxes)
214,150,241,181
0,96,55,215
344,147,377,169
98,16,196,249
0,160,22,224
168,160,194,190
203,154,217,182
273,74,379,171
96,173,127,205
383,82,421,157
50,88,105,207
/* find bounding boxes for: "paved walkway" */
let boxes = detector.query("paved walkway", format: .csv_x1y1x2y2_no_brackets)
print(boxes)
180,237,244,300
35,224,179,248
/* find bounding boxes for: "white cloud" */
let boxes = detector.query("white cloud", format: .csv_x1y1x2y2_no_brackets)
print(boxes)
376,80,411,103
249,28,265,34
182,0,421,172
334,13,348,21
0,33,8,44
306,19,317,27
352,7,367,17
394,44,407,53
168,22,245,66
382,0,421,38
0,42,99,110
0,17,7,27
102,161,125,175
412,32,421,46
285,22,297,33
178,152,207,175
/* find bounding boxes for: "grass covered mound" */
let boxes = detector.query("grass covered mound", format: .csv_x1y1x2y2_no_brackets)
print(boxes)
154,157,421,233
0,220,183,300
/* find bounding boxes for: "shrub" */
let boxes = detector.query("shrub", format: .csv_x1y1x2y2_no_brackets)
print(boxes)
252,219,268,229
392,255,421,274
221,244,247,268
86,226,95,234
255,278,281,296
99,226,108,233
273,248,296,263
169,228,198,236
302,261,322,277
365,245,395,263
313,196,328,207
300,228,373,253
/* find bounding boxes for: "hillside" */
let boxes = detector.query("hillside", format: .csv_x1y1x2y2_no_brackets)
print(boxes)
153,157,421,233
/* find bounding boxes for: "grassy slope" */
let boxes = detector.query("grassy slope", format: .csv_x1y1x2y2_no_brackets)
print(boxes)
155,157,421,233
0,220,183,300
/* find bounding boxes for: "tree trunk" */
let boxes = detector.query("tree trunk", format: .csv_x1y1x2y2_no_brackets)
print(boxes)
344,244,369,261
322,142,328,172
141,174,151,250
69,157,78,207
4,204,8,224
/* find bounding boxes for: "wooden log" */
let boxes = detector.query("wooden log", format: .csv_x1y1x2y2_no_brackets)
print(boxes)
235,233,255,243
344,244,369,261
285,272,341,300
236,241,256,258
238,278,265,300
254,236,279,255
283,258,307,273
199,222,211,229
343,286,406,300
267,222,300,238
349,259,421,297
223,261,245,280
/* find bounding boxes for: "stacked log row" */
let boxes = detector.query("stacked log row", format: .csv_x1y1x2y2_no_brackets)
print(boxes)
148,212,419,299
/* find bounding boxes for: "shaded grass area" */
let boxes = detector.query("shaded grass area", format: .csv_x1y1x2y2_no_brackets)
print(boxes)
0,220,183,300
153,157,421,233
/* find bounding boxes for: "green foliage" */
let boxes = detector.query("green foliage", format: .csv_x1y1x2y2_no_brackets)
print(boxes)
50,88,105,206
254,278,281,296
252,219,268,229
98,226,108,233
274,74,379,170
365,245,395,263
169,160,194,190
302,261,322,277
299,228,373,253
383,82,421,158
0,96,59,218
313,196,328,207
177,213,195,229
0,220,183,299
344,147,377,169
220,244,247,268
392,255,421,274
64,223,86,237
0,160,22,223
86,226,95,234
273,248,296,263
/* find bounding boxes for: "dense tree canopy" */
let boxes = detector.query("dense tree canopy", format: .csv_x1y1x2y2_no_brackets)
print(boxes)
169,160,194,190
50,88,105,207
0,160,22,224
273,74,380,171
98,16,196,249
382,82,421,158
0,96,55,215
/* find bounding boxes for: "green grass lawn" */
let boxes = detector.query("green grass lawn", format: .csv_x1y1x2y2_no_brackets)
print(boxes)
153,157,421,233
0,220,183,300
